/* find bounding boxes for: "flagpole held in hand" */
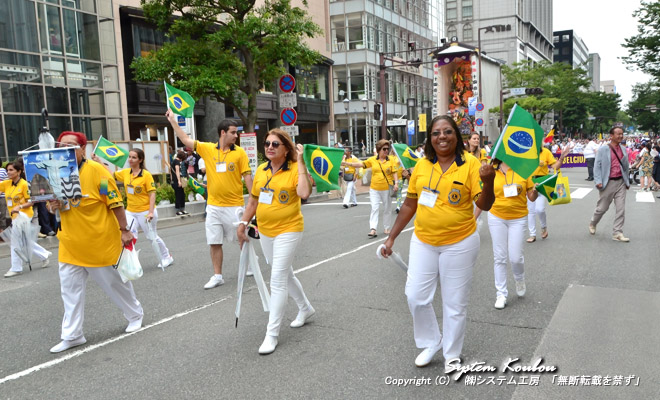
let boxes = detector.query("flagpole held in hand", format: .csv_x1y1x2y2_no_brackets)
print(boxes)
376,244,408,272
488,104,518,166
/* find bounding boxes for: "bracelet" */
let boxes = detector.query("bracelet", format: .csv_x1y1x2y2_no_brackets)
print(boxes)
238,220,249,227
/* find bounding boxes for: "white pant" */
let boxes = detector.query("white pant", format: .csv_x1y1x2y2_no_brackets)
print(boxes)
10,238,49,272
58,263,143,340
405,231,480,361
259,232,311,337
527,196,547,237
369,189,393,231
342,179,357,205
126,210,170,261
488,214,526,298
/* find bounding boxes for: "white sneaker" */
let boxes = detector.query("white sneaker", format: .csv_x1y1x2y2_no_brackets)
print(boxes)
125,318,143,333
246,268,254,277
414,342,443,367
516,280,526,297
50,337,87,353
203,275,225,289
612,233,630,242
494,295,507,309
4,270,22,278
258,335,278,355
159,255,174,269
290,306,316,328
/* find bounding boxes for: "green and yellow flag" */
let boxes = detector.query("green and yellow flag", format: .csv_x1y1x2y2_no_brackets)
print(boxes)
532,173,558,202
188,176,205,195
164,82,195,118
94,137,128,167
302,144,345,192
489,104,544,179
392,143,420,170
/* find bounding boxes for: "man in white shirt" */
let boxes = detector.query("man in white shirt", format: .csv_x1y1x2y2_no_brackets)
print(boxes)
584,137,599,181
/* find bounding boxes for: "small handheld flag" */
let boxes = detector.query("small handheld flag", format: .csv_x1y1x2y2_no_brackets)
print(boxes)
532,173,558,202
543,127,555,144
188,176,205,195
392,143,420,170
94,137,128,167
302,144,345,192
164,82,195,118
489,104,544,179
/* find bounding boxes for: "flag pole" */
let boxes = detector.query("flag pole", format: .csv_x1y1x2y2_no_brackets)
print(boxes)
488,104,518,165
536,172,558,186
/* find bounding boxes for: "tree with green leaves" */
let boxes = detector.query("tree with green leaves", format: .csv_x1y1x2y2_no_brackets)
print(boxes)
131,0,323,132
585,91,622,135
622,0,660,78
627,80,660,134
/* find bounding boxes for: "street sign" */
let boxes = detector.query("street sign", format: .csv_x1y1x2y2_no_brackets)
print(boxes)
280,108,297,126
240,132,258,176
476,103,485,112
281,125,299,136
510,87,526,95
177,116,186,127
475,117,484,127
279,74,296,93
279,93,297,108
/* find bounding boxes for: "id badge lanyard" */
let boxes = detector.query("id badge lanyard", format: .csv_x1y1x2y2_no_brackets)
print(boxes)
501,167,517,198
217,146,229,172
420,162,447,208
259,166,282,204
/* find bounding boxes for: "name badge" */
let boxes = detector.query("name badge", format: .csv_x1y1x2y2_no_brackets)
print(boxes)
419,189,438,208
345,167,350,172
259,189,273,204
216,162,227,173
126,185,135,195
6,199,12,207
503,184,518,198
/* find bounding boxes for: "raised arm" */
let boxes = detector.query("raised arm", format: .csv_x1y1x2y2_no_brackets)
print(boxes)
165,109,195,149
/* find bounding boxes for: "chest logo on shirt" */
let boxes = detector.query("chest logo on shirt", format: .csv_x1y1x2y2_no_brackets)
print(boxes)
228,162,235,172
448,189,461,205
135,186,143,194
69,198,81,208
278,190,289,204
13,196,20,204
516,184,523,195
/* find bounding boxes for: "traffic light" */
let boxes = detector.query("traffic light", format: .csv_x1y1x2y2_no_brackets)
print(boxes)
374,103,382,121
525,87,544,95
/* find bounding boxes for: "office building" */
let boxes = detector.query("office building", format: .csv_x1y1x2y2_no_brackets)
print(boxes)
553,29,589,70
587,53,601,92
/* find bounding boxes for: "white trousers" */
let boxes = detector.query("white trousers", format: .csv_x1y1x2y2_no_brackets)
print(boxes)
405,231,479,361
342,179,357,205
527,196,547,237
488,214,526,298
259,232,311,337
58,263,144,340
10,238,49,272
369,189,393,231
126,209,170,261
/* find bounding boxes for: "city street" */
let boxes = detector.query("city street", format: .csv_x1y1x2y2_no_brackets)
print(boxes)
0,168,658,399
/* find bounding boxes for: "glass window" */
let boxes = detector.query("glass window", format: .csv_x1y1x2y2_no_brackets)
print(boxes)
463,25,473,41
76,12,100,61
61,0,96,13
447,25,457,40
49,116,72,138
0,117,6,162
1,83,44,113
45,86,69,114
553,36,559,43
3,115,68,156
66,60,102,88
105,92,120,116
132,24,167,58
0,0,40,52
0,51,41,83
42,57,66,86
70,89,104,115
331,16,346,52
38,4,64,55
447,1,457,21
99,20,117,64
562,34,570,42
462,0,473,18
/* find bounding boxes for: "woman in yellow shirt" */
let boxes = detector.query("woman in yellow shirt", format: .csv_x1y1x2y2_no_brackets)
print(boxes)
114,149,173,269
341,147,359,208
381,116,495,369
479,159,538,310
467,132,488,164
237,128,314,355
2,160,50,277
343,139,399,238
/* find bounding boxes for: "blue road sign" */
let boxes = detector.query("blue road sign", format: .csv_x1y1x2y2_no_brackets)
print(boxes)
280,108,297,126
279,75,296,93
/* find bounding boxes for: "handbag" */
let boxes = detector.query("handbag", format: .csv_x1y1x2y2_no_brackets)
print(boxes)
343,173,355,182
378,159,397,198
549,173,571,205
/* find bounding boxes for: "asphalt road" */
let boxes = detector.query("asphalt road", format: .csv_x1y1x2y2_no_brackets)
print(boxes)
0,168,658,399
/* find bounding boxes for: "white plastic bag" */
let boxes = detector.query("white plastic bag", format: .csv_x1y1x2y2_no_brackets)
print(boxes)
11,212,39,267
117,240,143,283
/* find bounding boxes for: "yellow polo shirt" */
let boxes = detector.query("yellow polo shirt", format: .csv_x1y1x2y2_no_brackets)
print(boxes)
342,155,359,175
0,179,33,219
251,161,303,237
532,148,557,176
407,153,482,246
363,156,399,191
489,167,535,220
114,168,156,213
59,160,124,267
195,141,251,207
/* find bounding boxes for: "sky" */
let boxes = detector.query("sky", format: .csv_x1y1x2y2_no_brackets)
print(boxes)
553,0,652,107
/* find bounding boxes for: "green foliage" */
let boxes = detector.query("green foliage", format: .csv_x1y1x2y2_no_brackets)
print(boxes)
585,91,622,135
133,0,323,132
627,80,660,134
622,1,660,78
155,183,175,205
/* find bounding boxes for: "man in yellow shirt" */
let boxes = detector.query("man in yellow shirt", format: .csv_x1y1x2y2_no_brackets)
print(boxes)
166,110,253,289
49,131,143,353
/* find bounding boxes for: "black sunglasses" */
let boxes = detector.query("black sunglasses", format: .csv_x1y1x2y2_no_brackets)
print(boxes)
381,147,390,151
264,140,281,149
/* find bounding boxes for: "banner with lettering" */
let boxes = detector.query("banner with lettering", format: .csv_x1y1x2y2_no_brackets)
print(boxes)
554,153,587,168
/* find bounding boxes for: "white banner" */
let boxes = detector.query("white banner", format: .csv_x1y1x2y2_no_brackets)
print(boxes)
240,132,258,176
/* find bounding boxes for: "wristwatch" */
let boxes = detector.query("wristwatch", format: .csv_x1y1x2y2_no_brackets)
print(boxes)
120,225,130,232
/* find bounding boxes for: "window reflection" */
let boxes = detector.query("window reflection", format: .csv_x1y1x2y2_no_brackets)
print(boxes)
38,4,64,55
0,51,41,83
0,0,40,52
42,56,66,86
1,83,44,113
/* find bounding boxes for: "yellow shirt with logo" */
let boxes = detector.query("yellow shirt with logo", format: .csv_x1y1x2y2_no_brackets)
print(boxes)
489,167,535,220
195,141,251,207
0,179,33,219
363,156,399,191
532,147,557,176
114,168,156,213
59,160,124,267
407,153,483,246
342,155,359,175
251,161,303,237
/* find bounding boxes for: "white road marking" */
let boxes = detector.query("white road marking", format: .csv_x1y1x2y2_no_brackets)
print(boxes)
636,191,655,203
0,226,414,385
570,188,593,199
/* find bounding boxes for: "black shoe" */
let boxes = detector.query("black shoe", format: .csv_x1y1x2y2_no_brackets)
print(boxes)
395,208,400,214
176,211,184,216
350,204,358,207
342,204,348,209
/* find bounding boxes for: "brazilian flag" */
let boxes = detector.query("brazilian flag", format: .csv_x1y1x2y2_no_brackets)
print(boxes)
164,82,195,118
532,173,558,202
188,176,205,195
392,143,420,169
94,137,128,167
302,144,344,192
490,104,544,179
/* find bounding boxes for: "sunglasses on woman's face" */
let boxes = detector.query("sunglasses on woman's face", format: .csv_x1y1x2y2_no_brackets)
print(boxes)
381,147,390,152
264,141,281,149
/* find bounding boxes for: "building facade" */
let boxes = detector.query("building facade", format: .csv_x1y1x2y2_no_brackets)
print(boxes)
601,80,616,94
330,0,442,151
552,29,589,70
445,0,553,65
587,53,601,93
